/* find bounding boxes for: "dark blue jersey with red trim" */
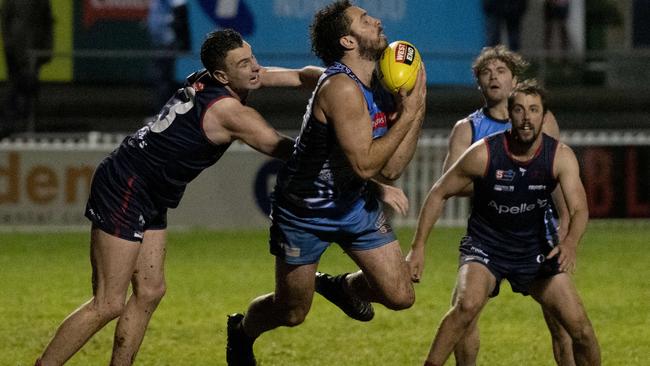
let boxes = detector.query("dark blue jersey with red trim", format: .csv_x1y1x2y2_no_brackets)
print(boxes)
105,70,233,208
468,132,559,258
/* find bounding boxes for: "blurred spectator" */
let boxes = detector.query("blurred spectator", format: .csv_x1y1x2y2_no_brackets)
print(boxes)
1,0,54,136
483,0,528,51
147,0,191,114
544,0,570,56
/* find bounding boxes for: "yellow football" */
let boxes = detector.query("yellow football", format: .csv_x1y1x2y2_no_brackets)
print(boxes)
378,40,421,94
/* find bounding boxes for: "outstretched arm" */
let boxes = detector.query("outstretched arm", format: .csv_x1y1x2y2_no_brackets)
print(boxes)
546,143,589,273
203,98,294,160
260,66,324,89
406,142,488,282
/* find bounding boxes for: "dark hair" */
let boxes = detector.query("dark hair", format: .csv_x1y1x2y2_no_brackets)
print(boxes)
508,79,547,113
310,0,353,66
472,45,529,80
200,28,244,74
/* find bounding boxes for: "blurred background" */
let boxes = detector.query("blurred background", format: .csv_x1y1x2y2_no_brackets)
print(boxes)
0,0,648,229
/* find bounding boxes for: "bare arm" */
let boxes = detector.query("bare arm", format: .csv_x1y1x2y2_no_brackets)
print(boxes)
378,67,428,181
406,141,488,281
441,118,475,196
316,67,426,180
547,143,589,273
203,98,294,160
260,66,324,90
542,110,569,240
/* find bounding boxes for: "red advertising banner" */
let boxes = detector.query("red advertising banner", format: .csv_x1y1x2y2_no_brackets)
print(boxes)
576,146,650,218
82,0,148,28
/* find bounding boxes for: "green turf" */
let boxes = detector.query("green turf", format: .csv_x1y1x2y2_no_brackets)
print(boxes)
1,221,649,365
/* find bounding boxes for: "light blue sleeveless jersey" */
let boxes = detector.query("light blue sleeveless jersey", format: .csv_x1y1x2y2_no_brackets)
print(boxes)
468,108,511,144
275,62,394,214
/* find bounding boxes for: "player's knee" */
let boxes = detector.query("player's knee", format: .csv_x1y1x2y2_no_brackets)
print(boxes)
92,297,126,320
279,306,309,327
383,286,415,311
568,320,596,346
135,282,167,305
454,297,484,321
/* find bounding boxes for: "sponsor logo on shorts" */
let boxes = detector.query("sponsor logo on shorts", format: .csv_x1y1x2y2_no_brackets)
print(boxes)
374,211,392,234
528,185,546,190
536,254,546,263
469,245,488,257
134,231,143,239
464,255,489,264
284,245,301,258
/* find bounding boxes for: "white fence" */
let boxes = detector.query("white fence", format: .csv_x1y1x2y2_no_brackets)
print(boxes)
1,130,650,230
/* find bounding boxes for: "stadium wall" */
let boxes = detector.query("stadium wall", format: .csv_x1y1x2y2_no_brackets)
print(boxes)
0,131,648,231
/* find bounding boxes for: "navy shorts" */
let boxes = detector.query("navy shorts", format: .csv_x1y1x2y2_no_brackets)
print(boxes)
85,159,167,242
458,236,561,296
269,197,396,265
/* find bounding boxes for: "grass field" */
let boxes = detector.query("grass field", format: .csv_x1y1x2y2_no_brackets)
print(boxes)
1,221,649,365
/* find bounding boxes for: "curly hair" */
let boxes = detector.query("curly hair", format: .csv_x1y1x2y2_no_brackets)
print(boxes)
508,79,547,113
310,0,353,66
200,28,244,74
471,45,529,80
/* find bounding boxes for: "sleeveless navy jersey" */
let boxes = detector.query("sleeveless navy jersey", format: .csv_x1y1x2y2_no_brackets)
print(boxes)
468,108,511,144
105,70,233,208
275,62,394,214
468,132,559,258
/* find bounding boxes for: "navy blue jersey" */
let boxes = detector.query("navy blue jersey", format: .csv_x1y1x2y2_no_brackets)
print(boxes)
468,107,511,144
275,62,394,214
104,70,233,208
468,132,559,258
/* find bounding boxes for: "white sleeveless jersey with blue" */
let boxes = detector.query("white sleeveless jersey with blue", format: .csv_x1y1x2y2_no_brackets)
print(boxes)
275,62,394,214
469,132,559,259
468,108,511,144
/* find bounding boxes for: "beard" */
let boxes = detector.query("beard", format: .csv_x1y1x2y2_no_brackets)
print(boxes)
351,30,387,62
513,125,542,145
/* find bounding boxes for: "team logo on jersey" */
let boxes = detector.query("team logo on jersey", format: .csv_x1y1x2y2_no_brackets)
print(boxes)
519,167,527,176
495,169,515,181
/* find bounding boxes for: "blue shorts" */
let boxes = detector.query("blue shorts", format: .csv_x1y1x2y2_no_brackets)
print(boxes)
458,236,560,297
269,197,396,265
85,159,167,242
